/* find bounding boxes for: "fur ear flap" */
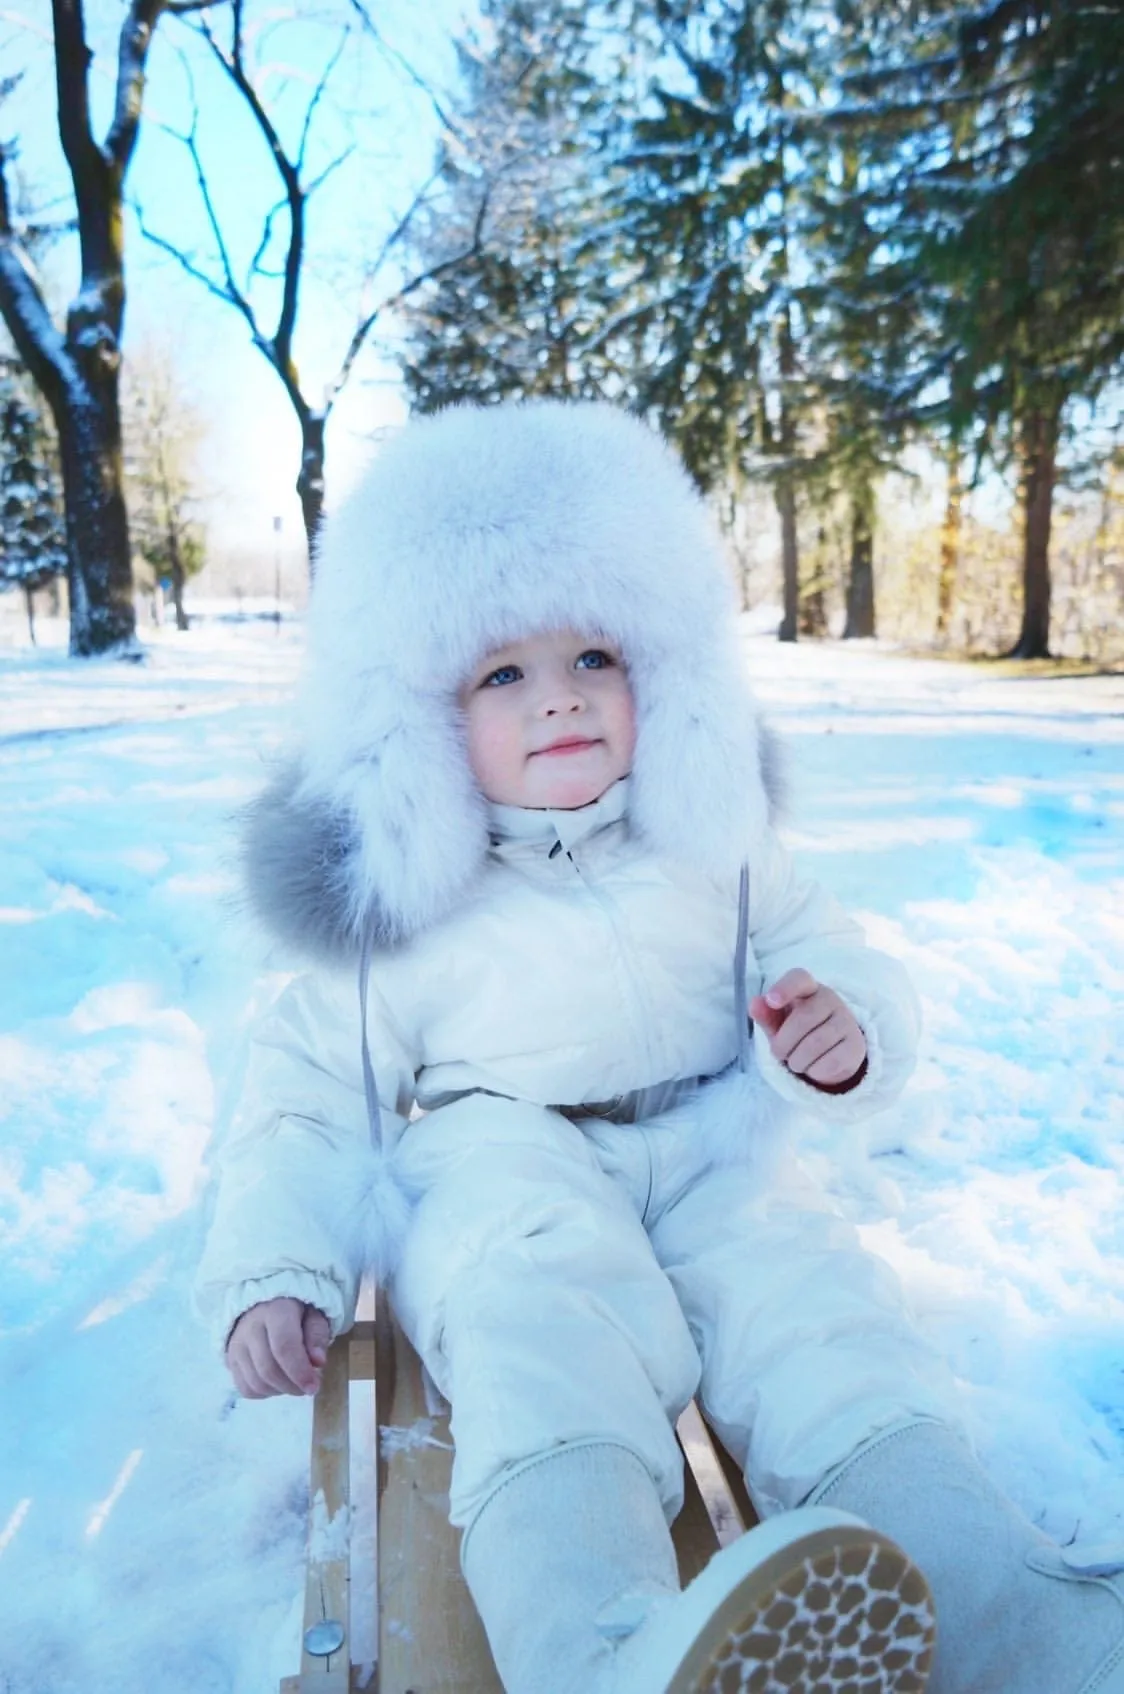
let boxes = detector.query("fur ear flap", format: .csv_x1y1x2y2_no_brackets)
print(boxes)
238,762,395,959
329,714,489,943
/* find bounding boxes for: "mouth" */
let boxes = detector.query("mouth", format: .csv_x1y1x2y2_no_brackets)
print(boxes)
534,737,601,757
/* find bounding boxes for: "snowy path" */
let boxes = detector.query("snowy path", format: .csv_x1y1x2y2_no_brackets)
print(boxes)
1,621,1121,1693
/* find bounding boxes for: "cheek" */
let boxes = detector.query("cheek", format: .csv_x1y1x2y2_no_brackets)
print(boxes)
465,697,523,786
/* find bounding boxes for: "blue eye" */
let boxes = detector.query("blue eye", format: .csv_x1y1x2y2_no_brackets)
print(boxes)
576,650,614,670
484,665,522,687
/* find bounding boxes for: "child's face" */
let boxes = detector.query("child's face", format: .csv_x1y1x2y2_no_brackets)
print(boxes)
459,627,636,809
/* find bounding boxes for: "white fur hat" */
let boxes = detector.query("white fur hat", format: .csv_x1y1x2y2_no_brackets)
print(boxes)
244,399,775,956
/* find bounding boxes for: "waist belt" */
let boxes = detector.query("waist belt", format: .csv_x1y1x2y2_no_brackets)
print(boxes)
555,1073,708,1126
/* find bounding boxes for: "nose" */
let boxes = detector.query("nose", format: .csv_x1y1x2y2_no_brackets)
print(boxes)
536,674,586,717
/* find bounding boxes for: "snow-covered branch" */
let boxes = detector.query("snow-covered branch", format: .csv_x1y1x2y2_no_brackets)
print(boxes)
105,0,168,173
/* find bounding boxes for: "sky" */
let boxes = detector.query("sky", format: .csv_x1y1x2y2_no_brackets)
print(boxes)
2,0,478,550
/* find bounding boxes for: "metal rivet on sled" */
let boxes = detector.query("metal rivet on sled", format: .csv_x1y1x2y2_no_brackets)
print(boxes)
304,1619,346,1657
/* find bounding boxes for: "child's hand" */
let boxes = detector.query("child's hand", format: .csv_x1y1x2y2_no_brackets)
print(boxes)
749,968,868,1094
225,1297,331,1399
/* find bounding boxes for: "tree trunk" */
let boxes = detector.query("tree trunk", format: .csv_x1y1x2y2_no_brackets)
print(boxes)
800,585,827,637
775,308,800,643
776,476,799,642
1008,402,1060,659
24,583,36,645
935,448,962,642
166,521,189,630
56,387,136,657
171,560,188,630
843,481,876,639
0,0,177,658
298,411,327,569
800,524,828,636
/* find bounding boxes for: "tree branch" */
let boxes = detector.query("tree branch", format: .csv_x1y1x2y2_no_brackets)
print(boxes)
51,0,106,200
297,25,348,174
106,0,169,174
325,187,490,417
198,2,304,375
345,0,468,148
245,192,288,286
0,142,78,415
304,142,354,201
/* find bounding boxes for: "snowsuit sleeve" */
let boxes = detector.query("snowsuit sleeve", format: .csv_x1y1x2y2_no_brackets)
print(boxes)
194,968,418,1355
748,830,920,1121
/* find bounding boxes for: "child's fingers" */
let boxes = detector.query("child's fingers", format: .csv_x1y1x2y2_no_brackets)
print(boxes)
261,1306,321,1395
764,967,818,1011
748,992,784,1034
805,1041,866,1088
302,1306,331,1370
768,997,835,1066
227,1347,271,1400
786,1019,852,1080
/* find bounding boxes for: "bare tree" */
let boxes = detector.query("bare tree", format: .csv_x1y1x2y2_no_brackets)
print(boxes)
136,0,485,568
122,340,208,630
0,3,206,657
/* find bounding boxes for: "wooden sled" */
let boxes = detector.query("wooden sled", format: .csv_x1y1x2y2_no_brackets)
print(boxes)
281,1293,759,1694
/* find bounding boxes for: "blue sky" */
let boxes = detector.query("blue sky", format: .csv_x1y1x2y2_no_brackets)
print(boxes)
3,1,477,549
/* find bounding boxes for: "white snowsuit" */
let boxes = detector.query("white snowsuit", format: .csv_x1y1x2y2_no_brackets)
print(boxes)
197,777,957,1528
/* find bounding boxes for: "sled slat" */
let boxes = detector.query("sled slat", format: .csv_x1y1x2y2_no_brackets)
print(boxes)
349,1319,376,1382
676,1399,749,1549
673,1443,722,1585
707,1424,759,1535
376,1295,502,1694
296,1335,352,1694
284,1309,762,1694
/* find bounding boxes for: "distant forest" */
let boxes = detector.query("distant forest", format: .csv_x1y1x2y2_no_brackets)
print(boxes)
399,0,1124,660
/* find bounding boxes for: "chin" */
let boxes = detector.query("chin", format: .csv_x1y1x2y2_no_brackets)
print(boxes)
535,776,613,810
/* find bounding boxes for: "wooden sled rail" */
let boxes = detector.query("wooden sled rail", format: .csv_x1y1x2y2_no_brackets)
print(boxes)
281,1299,758,1694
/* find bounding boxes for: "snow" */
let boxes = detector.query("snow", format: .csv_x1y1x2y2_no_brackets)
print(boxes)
1,614,1122,1692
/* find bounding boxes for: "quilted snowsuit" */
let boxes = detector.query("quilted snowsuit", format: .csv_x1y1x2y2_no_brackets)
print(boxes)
197,776,958,1529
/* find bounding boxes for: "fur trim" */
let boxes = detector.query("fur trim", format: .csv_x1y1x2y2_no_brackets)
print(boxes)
239,761,407,961
248,400,775,952
342,1144,415,1287
646,1061,797,1211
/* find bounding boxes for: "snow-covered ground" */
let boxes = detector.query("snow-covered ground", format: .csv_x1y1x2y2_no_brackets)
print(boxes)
1,616,1122,1693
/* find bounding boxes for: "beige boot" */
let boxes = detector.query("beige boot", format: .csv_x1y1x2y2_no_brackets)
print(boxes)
462,1438,935,1693
807,1419,1124,1693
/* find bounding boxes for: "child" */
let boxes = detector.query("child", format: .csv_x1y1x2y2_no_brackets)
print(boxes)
198,401,1124,1694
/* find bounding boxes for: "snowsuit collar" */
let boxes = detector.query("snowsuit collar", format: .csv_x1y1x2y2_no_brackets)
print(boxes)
486,778,631,853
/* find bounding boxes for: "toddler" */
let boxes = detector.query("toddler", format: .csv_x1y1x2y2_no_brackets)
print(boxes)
198,401,1124,1693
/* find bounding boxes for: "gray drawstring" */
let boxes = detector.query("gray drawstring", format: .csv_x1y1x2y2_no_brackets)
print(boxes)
358,914,384,1151
734,862,753,1073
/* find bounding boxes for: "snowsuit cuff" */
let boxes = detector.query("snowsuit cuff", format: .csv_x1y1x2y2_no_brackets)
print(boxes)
752,998,887,1122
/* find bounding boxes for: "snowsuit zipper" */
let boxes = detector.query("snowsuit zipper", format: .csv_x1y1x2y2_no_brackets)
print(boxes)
552,833,663,1082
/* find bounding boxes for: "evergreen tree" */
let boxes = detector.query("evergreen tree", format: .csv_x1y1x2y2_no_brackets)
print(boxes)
832,0,1124,656
0,365,67,642
401,0,632,411
607,0,824,637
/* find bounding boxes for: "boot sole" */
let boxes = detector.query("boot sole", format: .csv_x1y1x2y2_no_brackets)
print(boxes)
665,1522,935,1693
